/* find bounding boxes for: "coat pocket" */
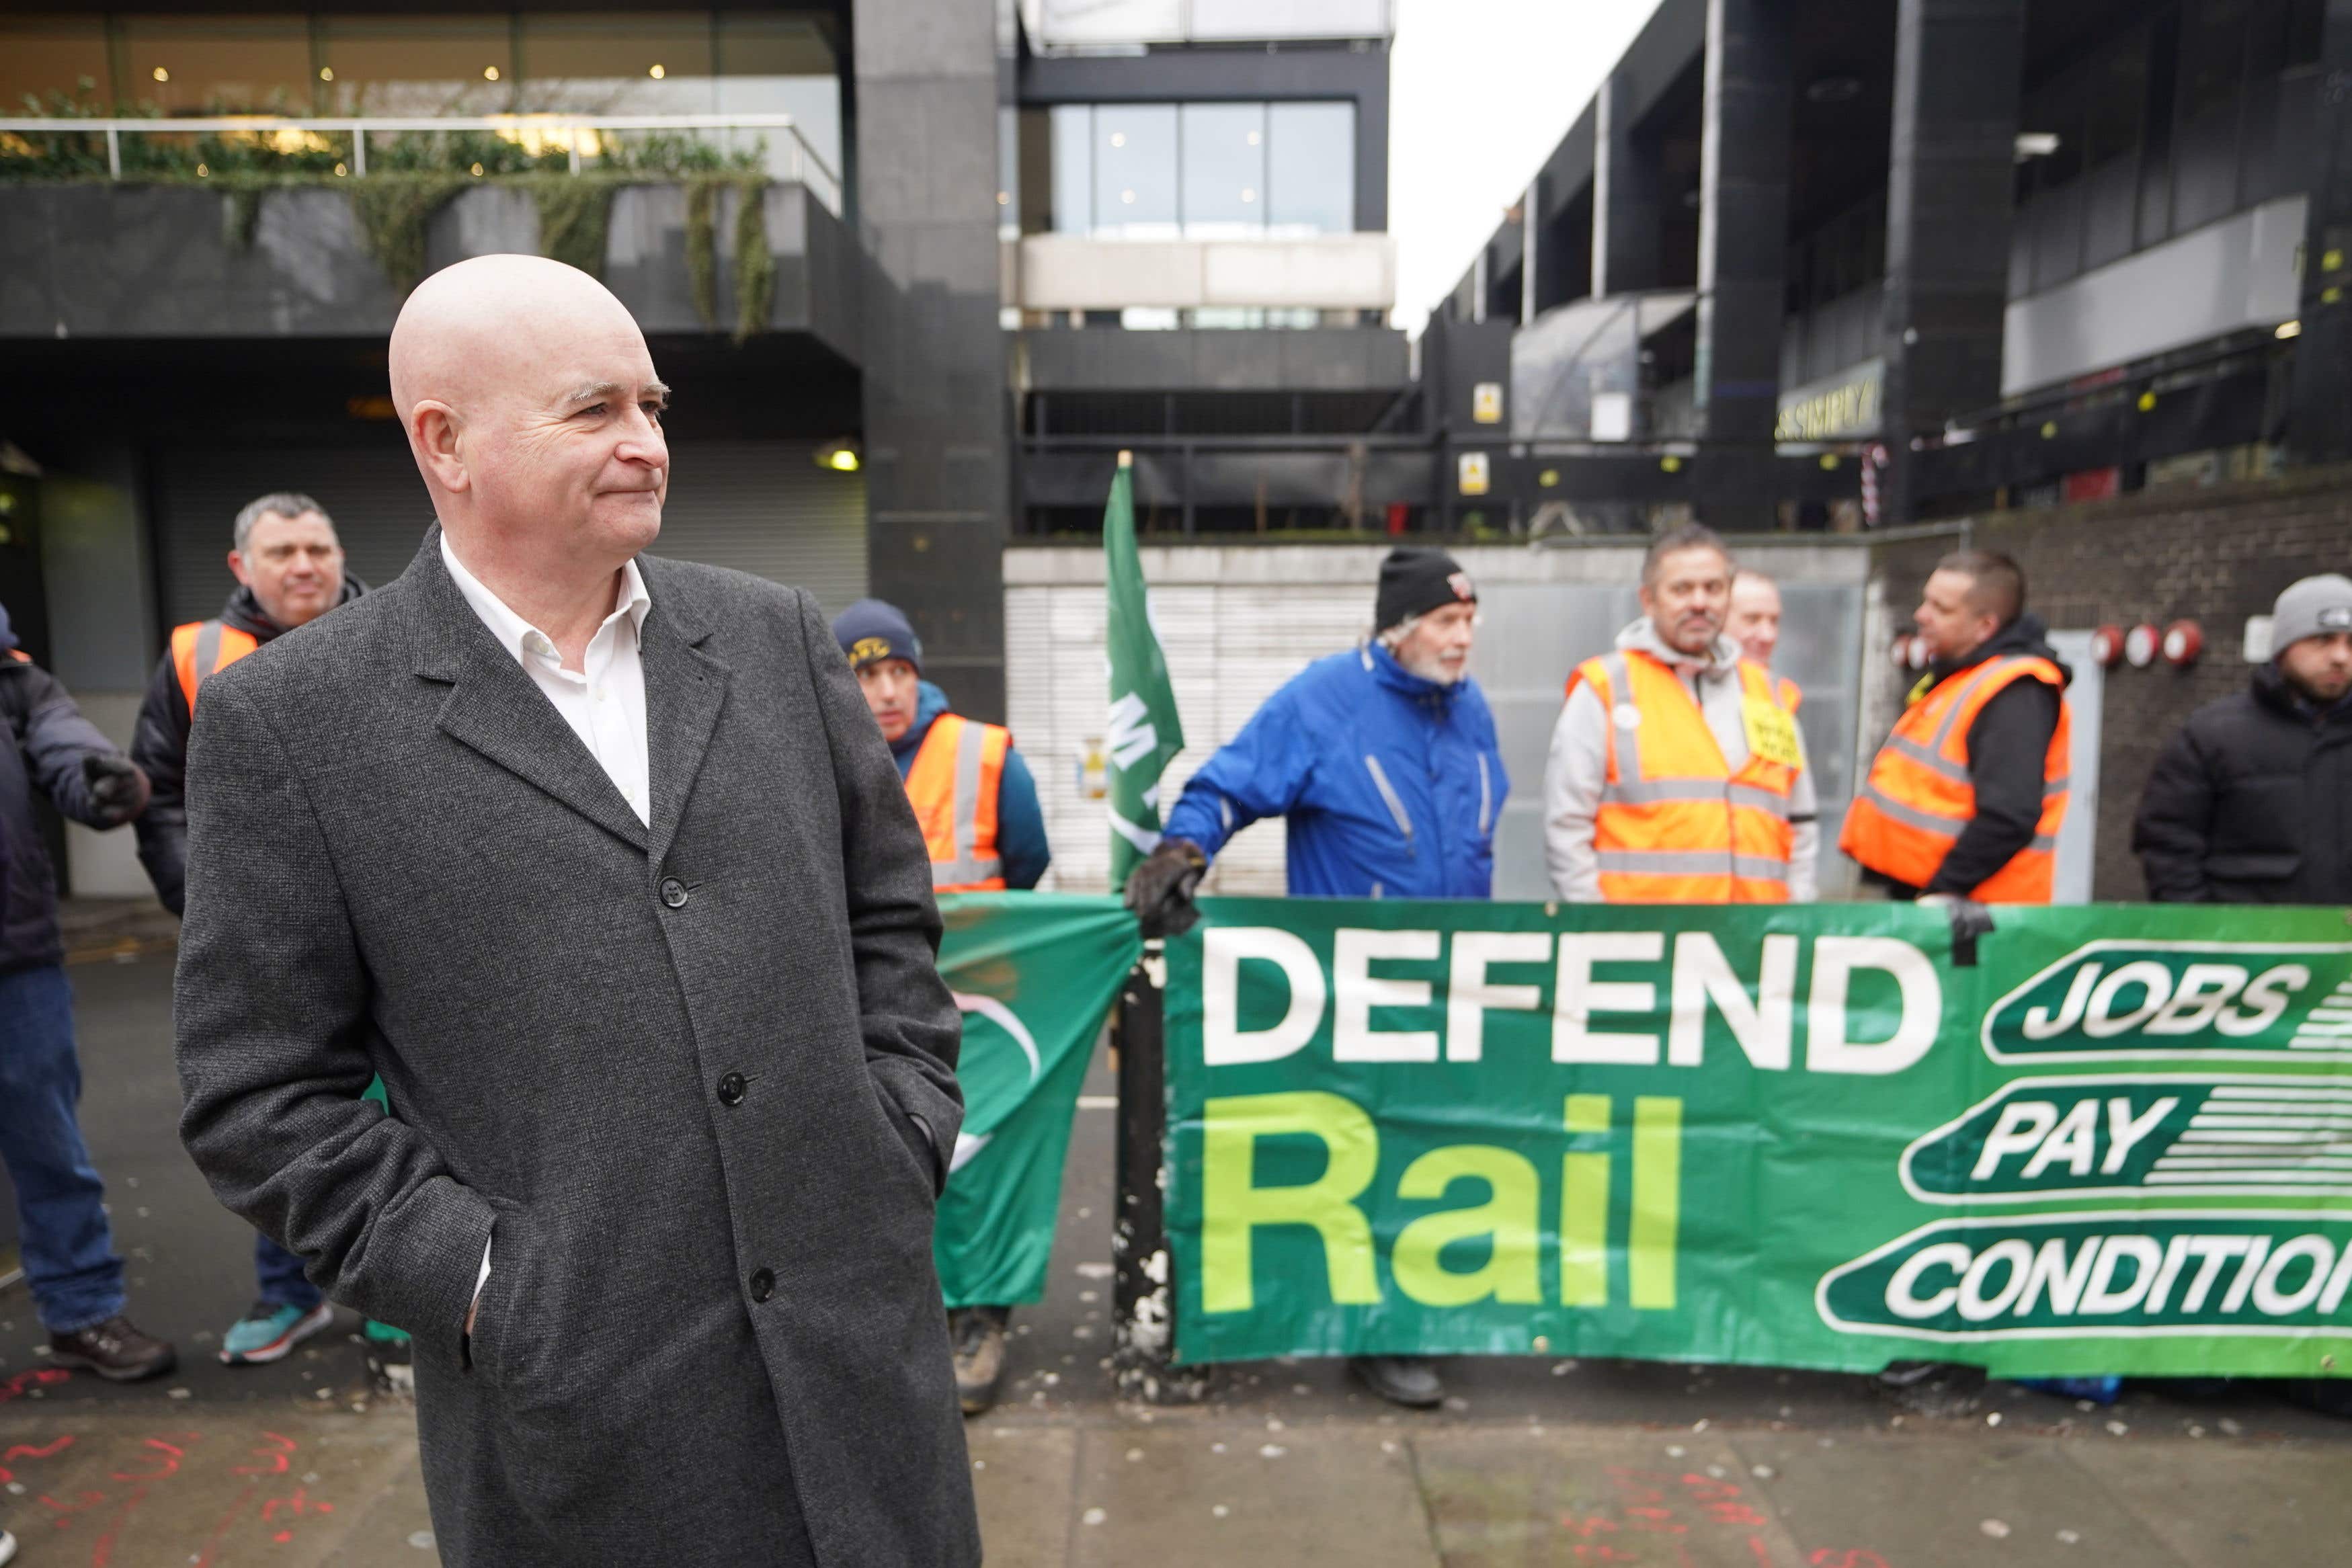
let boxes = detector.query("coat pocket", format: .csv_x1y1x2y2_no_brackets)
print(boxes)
871,1080,942,1200
1362,755,1418,855
465,1198,534,1387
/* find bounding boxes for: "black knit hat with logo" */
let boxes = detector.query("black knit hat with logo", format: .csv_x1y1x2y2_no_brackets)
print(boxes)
1375,548,1477,634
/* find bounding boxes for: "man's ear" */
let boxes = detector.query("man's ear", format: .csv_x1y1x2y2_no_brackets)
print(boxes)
226,549,252,587
411,400,470,493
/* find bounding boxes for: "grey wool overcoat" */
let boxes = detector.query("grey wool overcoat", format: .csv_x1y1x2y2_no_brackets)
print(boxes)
173,527,981,1567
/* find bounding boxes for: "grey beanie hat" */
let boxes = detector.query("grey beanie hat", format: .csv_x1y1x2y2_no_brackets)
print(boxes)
2271,574,2352,654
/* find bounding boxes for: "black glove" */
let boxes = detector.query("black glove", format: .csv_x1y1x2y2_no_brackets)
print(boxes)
1916,892,1995,967
1124,837,1207,939
81,754,150,829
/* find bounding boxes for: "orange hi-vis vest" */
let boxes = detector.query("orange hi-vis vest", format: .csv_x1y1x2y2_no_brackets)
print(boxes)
1777,675,1802,714
905,711,1010,892
1568,649,1803,903
1840,655,2071,904
171,619,261,708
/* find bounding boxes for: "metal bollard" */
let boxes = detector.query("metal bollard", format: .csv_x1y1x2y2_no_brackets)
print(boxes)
1110,938,1209,1405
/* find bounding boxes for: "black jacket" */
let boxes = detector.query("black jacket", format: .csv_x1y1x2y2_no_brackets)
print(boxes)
131,578,367,915
1867,613,2072,899
2,636,134,975
2133,663,2352,904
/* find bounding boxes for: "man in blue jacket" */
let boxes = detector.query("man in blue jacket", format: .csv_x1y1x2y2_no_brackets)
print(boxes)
1123,547,1506,1408
0,602,176,1384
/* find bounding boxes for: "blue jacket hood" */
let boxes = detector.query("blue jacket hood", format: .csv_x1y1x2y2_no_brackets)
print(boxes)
0,601,17,653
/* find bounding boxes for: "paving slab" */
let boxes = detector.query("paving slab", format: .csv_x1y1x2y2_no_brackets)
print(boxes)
967,1423,1081,1568
1724,1430,2194,1568
0,1407,428,1567
2064,1433,2352,1568
1412,1426,1806,1567
1064,1419,1440,1567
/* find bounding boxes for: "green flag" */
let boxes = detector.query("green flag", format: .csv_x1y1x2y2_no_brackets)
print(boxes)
934,893,1140,1307
1103,458,1186,892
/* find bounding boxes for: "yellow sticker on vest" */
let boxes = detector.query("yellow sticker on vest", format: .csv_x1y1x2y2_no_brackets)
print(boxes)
1743,698,1803,769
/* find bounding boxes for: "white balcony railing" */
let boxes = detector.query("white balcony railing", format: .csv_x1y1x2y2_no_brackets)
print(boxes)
1023,0,1393,48
0,114,842,214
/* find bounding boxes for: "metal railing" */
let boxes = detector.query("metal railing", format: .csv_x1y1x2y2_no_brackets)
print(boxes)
0,113,843,214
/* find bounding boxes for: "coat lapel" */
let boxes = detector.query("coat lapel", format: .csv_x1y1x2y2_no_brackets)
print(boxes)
400,526,650,854
636,558,731,867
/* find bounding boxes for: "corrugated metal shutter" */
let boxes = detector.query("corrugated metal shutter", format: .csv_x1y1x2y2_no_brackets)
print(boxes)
152,438,866,629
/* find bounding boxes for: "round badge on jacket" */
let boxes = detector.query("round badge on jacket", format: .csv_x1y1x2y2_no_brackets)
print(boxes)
1613,704,1643,731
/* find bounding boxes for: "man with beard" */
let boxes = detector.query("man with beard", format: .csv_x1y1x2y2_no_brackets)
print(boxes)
132,492,367,1368
1544,524,1818,903
1123,545,1506,1411
1842,550,2071,903
2134,573,2352,906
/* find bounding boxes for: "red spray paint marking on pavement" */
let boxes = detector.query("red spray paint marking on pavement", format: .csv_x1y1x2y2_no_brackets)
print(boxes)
0,1369,71,1405
87,1483,150,1568
0,1434,75,1483
110,1436,190,1482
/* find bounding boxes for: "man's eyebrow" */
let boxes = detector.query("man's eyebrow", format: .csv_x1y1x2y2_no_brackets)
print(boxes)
557,380,671,407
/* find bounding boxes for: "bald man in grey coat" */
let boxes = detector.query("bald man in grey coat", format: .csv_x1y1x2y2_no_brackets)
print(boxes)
173,255,979,1566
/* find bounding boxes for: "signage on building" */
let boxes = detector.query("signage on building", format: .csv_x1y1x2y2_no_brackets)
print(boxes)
1775,359,1885,442
1471,382,1504,425
1457,452,1492,496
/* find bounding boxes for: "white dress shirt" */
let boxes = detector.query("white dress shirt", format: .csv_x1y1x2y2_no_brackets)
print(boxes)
438,532,656,1319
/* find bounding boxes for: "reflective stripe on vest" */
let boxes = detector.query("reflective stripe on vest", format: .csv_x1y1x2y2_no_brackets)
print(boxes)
1838,654,2070,903
905,711,1010,892
1567,649,1801,904
171,619,261,709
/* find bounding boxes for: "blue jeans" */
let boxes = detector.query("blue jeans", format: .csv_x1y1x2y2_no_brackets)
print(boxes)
253,1231,321,1313
0,964,126,1333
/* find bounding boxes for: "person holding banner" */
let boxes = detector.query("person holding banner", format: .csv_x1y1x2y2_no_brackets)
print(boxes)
1542,524,1818,903
834,596,1051,1415
1842,550,2072,903
1125,545,1506,1409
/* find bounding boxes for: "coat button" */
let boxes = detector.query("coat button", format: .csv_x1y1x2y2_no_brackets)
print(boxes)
659,877,688,908
749,1268,776,1303
717,1072,747,1107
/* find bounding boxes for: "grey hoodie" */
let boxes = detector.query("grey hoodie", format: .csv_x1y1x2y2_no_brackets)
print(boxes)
1542,616,1820,902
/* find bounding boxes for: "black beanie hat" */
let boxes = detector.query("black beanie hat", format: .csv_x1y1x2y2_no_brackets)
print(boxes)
831,598,922,673
1375,548,1477,634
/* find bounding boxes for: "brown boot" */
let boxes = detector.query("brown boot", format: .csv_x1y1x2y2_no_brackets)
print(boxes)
950,1306,1009,1415
49,1315,177,1383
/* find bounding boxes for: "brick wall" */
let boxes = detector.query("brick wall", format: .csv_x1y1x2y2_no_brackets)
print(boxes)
1867,467,2352,899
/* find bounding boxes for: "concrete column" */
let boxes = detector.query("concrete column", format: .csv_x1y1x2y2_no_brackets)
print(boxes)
1694,0,1793,526
2292,0,2352,462
1592,71,1662,298
1879,0,2026,524
853,0,1009,720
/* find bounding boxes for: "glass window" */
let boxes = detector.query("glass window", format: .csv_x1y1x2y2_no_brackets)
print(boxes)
714,15,840,184
517,13,717,115
1051,105,1092,233
319,17,516,116
1266,101,1354,235
1093,102,1178,237
1180,103,1266,237
0,19,109,113
121,15,314,115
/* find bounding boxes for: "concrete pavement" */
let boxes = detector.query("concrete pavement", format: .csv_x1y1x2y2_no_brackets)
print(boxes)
4,919,2349,1565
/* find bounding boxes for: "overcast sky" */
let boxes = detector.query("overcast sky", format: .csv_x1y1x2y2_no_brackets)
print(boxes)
1389,0,1663,336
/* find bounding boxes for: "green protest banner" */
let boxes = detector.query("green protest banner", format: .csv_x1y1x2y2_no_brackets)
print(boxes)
1162,899,2352,1378
933,893,1140,1308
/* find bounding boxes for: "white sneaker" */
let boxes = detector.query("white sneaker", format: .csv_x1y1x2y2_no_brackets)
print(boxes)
1,1524,19,1565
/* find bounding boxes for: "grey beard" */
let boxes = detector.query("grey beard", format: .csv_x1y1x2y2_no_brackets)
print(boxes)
1397,649,1468,686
